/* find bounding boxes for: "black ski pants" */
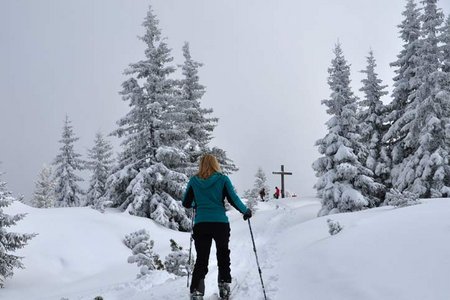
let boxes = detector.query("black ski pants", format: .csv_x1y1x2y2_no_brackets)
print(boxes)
190,222,231,293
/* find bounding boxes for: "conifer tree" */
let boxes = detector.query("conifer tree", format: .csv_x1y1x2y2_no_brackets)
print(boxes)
176,42,211,176
358,50,389,203
86,132,114,209
442,16,450,80
210,147,238,175
442,15,450,126
394,0,450,197
383,0,422,188
250,167,270,200
312,43,383,216
53,116,84,207
176,42,237,175
105,6,190,231
32,164,55,208
0,173,36,287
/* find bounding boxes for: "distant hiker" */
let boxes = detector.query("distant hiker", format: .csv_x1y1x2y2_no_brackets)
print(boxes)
274,186,280,199
183,154,252,300
259,188,266,201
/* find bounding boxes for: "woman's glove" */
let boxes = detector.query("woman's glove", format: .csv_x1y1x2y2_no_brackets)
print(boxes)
243,209,252,220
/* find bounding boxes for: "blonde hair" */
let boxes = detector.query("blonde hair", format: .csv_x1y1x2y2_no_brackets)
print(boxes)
197,154,221,179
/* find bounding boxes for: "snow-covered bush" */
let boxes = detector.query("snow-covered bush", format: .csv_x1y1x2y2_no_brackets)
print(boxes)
383,189,420,208
327,219,343,236
243,189,251,198
92,196,113,213
164,239,192,276
124,229,163,278
245,197,257,212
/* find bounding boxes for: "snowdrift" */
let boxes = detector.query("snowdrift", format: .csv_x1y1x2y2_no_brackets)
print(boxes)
2,197,450,300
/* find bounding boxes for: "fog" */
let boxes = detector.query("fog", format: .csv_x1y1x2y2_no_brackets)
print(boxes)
1,0,449,199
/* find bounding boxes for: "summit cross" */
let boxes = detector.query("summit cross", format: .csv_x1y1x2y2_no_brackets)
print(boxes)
272,165,292,198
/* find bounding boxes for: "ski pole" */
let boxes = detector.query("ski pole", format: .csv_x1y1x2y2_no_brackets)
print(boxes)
187,209,195,288
248,219,268,300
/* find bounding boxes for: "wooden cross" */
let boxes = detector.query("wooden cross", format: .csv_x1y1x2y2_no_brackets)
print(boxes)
272,165,292,198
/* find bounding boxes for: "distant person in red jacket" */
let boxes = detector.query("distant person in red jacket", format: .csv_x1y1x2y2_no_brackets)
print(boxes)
274,186,280,199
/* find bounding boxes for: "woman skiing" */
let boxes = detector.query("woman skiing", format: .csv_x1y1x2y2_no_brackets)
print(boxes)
182,154,252,300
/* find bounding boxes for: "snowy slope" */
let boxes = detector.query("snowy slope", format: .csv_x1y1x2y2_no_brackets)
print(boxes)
2,197,450,300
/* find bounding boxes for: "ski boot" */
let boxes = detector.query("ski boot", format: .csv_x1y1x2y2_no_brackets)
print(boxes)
218,281,231,300
190,290,204,300
190,279,205,300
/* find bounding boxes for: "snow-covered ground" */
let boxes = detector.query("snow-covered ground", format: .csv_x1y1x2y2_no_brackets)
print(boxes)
2,196,450,300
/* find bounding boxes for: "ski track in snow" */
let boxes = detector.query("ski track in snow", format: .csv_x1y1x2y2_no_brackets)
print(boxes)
126,198,318,300
144,204,293,300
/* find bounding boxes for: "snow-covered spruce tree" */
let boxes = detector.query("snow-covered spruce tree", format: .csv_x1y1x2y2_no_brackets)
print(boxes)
210,147,238,175
175,43,237,175
442,16,450,88
394,0,450,197
164,239,191,276
312,43,384,216
53,115,85,207
105,6,191,231
85,132,114,210
357,50,389,203
0,174,36,287
383,0,422,189
443,15,450,121
250,167,270,200
31,164,55,208
175,42,216,176
124,229,163,278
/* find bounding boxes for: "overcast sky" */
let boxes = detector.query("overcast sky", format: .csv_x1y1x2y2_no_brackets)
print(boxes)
1,0,449,200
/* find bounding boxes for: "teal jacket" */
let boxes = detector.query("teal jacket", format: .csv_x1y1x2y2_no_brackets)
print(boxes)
182,173,248,224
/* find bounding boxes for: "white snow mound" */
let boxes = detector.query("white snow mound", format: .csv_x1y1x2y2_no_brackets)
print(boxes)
1,197,450,300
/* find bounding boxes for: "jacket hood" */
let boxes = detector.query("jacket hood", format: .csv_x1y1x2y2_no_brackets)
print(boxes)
192,172,222,189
